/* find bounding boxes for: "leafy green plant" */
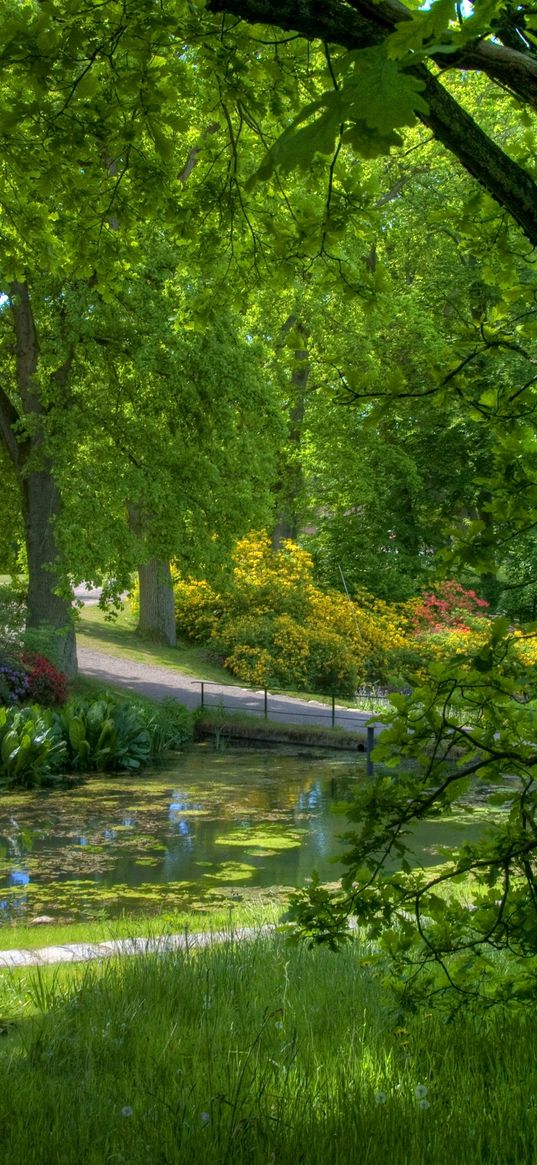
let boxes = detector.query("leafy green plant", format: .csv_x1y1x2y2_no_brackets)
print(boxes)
288,620,537,1010
59,699,153,772
141,698,194,753
0,705,66,788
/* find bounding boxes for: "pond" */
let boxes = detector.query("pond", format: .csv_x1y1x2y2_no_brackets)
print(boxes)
0,744,496,924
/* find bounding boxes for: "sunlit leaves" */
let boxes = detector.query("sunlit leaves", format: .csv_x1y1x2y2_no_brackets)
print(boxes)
248,46,428,185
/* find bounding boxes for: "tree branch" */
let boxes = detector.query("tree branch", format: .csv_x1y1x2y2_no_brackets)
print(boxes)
208,0,537,244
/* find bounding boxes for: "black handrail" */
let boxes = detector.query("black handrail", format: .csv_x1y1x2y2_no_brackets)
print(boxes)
190,679,377,770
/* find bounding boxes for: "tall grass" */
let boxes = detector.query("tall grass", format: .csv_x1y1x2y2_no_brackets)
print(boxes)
1,932,536,1164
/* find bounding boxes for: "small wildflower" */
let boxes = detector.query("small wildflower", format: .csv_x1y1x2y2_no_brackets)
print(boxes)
201,1112,211,1125
375,1091,387,1105
418,1098,430,1110
415,1084,428,1099
121,1106,133,1118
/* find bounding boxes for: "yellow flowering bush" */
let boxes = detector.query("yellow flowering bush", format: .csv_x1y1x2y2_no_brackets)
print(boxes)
173,533,415,693
172,532,498,694
217,613,360,693
222,643,275,688
172,576,226,643
229,532,314,620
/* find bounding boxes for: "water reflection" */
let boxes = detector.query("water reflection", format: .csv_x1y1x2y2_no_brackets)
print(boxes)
0,745,486,923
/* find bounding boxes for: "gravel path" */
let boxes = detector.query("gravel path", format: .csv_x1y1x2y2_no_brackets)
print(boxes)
77,645,376,733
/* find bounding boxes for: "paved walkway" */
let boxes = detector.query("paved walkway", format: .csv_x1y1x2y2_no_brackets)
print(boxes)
77,646,379,734
0,927,269,968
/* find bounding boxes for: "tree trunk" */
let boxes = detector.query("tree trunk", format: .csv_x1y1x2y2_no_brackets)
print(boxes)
0,281,77,680
272,318,310,549
20,464,78,679
136,559,177,646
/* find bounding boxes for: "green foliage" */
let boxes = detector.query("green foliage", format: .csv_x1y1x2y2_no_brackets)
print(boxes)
0,689,192,783
141,697,194,753
288,621,537,1010
0,580,27,653
0,705,66,788
250,47,428,185
58,699,153,772
55,694,194,772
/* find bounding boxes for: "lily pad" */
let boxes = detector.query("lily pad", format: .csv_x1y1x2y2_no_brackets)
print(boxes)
202,861,256,883
215,828,304,850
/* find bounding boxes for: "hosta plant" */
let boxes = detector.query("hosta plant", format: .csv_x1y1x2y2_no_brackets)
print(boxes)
59,699,152,772
0,705,66,788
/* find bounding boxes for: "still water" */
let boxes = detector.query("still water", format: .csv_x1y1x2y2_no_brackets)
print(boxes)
0,744,488,923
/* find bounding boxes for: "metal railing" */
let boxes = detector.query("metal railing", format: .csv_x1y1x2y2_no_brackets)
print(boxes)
191,680,377,773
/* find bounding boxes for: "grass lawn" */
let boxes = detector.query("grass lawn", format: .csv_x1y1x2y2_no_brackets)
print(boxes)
75,603,233,685
1,931,536,1165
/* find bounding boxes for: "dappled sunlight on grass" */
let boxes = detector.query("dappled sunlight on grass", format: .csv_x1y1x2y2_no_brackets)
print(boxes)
1,934,537,1164
76,604,232,683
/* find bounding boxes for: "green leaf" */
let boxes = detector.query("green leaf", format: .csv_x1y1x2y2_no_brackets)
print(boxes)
386,0,457,59
343,55,429,133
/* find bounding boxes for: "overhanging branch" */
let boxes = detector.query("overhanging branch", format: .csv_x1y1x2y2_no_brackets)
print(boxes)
207,0,537,244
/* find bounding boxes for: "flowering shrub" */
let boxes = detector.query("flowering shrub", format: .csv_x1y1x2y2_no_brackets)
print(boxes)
0,657,30,705
174,533,413,694
172,533,497,694
411,580,489,634
22,653,68,707
172,575,226,643
230,533,314,621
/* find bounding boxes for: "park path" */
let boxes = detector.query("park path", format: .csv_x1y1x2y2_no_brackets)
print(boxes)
0,927,268,969
77,645,378,734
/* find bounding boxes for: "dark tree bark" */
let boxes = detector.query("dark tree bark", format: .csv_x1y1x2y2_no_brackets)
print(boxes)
0,282,77,679
207,0,537,245
20,466,78,678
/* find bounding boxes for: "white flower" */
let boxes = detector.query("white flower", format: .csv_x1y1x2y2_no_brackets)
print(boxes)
375,1091,387,1105
121,1106,133,1118
415,1084,428,1099
201,1112,211,1125
418,1098,430,1110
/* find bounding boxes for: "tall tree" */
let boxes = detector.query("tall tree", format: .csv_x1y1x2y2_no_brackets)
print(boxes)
0,1,282,669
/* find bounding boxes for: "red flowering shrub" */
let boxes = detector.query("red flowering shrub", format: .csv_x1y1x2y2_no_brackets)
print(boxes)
412,580,489,634
22,653,68,706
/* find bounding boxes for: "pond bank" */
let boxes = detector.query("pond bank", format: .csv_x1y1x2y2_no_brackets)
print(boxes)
0,923,270,967
194,711,368,750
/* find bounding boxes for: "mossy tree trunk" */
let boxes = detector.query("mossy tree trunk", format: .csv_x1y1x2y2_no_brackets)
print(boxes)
136,558,177,646
0,282,77,679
